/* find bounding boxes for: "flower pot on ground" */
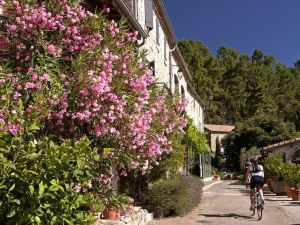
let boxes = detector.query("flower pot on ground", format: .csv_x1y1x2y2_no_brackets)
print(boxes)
284,187,293,198
102,208,119,220
264,154,287,195
285,163,300,200
266,178,273,192
213,175,220,180
270,180,285,195
102,192,129,220
282,162,297,197
291,189,300,201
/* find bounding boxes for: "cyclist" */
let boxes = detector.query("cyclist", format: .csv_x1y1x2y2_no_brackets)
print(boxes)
246,156,265,211
245,161,251,188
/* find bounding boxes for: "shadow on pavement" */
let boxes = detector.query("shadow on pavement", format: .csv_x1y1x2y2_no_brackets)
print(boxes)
266,198,293,202
238,189,250,195
228,181,242,185
198,213,253,220
283,202,300,206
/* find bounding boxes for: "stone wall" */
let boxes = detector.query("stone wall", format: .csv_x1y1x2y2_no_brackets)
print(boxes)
270,141,300,162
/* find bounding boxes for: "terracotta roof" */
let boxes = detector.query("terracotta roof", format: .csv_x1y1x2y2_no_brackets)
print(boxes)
204,124,235,133
263,137,300,151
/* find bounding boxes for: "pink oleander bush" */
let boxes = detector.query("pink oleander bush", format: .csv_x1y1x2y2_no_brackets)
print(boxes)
0,0,186,223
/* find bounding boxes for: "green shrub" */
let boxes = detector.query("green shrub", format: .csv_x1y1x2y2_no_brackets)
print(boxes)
0,134,104,224
283,163,300,189
180,175,203,213
219,172,226,180
264,153,285,181
239,147,261,171
142,175,203,218
236,174,245,182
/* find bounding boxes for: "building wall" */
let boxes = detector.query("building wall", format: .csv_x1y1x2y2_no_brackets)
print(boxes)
141,12,170,86
130,0,204,131
209,132,228,155
270,141,300,162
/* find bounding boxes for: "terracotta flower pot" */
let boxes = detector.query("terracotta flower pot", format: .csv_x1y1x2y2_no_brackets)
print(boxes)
291,189,300,201
270,180,285,195
102,208,118,220
266,178,273,192
284,187,293,198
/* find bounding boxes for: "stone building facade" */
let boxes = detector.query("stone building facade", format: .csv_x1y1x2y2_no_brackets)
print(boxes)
263,138,300,164
204,124,235,155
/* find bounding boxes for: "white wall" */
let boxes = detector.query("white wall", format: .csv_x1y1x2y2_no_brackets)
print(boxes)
135,0,204,131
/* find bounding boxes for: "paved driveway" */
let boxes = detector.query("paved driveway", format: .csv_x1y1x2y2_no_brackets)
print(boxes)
147,180,300,225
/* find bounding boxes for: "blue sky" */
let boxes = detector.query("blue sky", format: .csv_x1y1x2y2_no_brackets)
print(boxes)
164,0,300,67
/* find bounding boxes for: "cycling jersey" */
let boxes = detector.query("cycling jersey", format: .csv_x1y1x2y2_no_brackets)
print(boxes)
249,164,264,177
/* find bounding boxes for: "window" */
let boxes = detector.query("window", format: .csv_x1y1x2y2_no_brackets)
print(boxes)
174,75,179,93
156,19,160,45
150,61,155,77
181,86,185,97
145,0,153,29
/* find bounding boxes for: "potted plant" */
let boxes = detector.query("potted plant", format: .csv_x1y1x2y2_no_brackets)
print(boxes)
290,165,300,201
102,193,128,220
282,163,295,198
264,154,286,195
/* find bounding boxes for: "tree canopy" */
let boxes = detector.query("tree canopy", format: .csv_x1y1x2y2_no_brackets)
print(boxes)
179,40,300,170
178,40,300,130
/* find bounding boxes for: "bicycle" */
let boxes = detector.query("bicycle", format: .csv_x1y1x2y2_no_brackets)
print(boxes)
251,185,264,220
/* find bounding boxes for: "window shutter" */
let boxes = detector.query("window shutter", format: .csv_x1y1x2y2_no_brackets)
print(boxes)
145,0,153,29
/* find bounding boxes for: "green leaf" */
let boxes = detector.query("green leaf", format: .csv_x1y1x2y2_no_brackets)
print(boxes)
76,159,84,168
6,209,16,218
25,169,38,175
29,122,40,131
39,182,44,197
50,179,57,185
9,184,15,192
50,216,57,225
3,161,16,170
93,155,100,160
0,184,7,190
73,169,83,175
29,185,34,195
13,199,20,205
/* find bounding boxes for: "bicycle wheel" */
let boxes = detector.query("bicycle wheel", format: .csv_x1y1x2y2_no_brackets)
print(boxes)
257,194,263,220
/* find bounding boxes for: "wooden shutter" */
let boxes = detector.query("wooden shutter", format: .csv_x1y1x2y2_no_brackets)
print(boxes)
145,0,153,29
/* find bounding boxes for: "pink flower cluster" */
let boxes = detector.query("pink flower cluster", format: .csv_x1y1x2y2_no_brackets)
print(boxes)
4,0,103,61
0,0,187,175
0,67,53,135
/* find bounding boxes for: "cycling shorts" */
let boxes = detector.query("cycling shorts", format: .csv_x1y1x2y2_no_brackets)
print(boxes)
250,175,264,189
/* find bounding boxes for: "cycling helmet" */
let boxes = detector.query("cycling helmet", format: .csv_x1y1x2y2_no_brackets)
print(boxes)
250,156,259,163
